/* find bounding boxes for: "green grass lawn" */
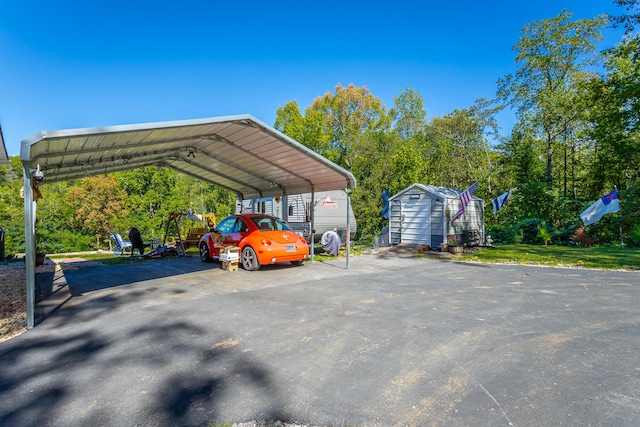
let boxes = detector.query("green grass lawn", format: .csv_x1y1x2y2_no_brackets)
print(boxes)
47,252,148,265
45,244,640,271
459,244,640,271
47,247,202,265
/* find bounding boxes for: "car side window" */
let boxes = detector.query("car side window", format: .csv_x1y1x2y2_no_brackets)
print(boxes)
274,218,291,231
216,217,236,233
253,218,273,230
236,218,249,232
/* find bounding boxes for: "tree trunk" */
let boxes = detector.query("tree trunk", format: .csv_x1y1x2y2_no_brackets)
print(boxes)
547,139,553,183
563,144,567,197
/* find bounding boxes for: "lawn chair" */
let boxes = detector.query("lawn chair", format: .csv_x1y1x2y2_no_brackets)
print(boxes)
110,232,133,256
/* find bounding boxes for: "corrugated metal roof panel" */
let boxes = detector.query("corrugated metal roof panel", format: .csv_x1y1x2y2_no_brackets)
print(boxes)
389,183,483,201
20,114,356,199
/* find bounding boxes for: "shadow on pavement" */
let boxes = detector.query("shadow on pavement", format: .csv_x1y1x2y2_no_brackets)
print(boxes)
0,318,294,426
34,256,215,326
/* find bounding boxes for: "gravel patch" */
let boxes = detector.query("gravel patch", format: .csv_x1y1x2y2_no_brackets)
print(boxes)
0,261,57,342
0,263,27,342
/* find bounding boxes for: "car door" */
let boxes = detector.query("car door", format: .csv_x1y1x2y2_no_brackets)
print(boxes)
212,217,238,254
228,217,249,246
216,216,248,247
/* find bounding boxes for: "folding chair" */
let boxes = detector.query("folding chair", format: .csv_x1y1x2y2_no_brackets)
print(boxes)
110,232,133,256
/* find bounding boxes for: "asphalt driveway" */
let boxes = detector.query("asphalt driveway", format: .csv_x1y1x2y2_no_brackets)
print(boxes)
1,252,639,426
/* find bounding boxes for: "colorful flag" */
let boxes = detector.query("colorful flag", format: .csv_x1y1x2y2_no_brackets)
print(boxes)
580,188,620,226
451,181,479,222
381,189,390,220
491,189,512,214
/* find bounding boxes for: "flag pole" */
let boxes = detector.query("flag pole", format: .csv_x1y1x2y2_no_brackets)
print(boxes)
615,185,623,246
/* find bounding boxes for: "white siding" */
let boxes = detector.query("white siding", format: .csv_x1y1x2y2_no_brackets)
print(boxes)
238,190,356,243
389,200,402,244
447,200,484,244
400,199,431,245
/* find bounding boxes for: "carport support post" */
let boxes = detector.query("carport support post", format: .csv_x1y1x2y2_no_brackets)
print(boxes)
282,195,288,222
309,190,315,263
346,187,352,269
443,198,450,247
22,161,36,328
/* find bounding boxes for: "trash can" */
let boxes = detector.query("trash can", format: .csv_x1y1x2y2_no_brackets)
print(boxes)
0,227,5,262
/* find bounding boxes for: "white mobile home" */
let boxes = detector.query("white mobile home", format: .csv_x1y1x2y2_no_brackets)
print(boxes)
237,189,357,243
388,183,484,249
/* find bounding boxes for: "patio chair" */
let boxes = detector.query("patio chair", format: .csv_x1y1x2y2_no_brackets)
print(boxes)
127,227,148,256
109,232,133,256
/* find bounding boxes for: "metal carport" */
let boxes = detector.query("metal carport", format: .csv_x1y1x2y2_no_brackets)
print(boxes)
20,114,356,327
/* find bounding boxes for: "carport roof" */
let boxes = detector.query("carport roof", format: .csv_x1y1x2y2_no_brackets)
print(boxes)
20,114,356,198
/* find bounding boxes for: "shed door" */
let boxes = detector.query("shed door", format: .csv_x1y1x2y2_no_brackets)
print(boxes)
401,199,431,245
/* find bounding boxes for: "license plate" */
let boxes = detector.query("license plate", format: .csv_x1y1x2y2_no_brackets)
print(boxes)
286,244,296,252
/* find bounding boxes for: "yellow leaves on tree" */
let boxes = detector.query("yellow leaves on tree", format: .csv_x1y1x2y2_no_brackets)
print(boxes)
309,83,390,168
66,175,130,238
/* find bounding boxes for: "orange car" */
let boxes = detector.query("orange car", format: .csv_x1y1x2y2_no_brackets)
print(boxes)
198,214,309,270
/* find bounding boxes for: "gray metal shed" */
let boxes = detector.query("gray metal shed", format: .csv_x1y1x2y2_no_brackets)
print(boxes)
388,183,484,249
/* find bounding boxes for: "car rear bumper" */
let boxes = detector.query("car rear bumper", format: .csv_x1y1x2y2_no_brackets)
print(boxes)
256,248,308,265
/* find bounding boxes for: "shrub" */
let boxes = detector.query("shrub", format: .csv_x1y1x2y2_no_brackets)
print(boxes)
629,225,640,247
537,221,552,245
571,226,597,247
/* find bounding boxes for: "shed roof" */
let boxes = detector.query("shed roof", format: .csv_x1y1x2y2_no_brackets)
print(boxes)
389,183,483,201
20,114,356,198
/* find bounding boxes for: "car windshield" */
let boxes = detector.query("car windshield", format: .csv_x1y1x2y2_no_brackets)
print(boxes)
251,216,291,232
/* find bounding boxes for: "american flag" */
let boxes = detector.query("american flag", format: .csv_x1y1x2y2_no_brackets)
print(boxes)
451,181,479,222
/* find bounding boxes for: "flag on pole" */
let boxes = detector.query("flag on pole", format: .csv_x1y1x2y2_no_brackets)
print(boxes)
381,189,390,220
451,181,479,222
580,188,620,226
491,189,512,214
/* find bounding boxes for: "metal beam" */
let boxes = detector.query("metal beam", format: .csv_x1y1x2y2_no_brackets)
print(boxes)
346,187,352,269
29,132,217,163
209,133,315,190
21,161,35,328
309,190,315,263
167,162,261,200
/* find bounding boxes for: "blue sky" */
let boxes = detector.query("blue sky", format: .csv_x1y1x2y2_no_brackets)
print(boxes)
0,1,626,156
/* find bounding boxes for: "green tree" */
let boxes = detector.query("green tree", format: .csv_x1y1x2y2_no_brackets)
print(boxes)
274,100,305,142
274,83,394,240
586,34,640,192
66,175,130,245
306,83,391,168
389,86,428,140
0,157,27,253
425,99,500,192
497,10,606,188
115,167,236,240
610,0,640,34
351,131,402,239
34,180,95,253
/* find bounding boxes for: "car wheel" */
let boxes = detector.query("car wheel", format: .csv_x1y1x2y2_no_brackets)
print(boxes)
290,260,304,266
199,242,211,262
241,246,260,271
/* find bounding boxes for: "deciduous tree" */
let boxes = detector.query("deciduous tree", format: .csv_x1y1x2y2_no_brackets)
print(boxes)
497,11,606,188
306,83,391,168
66,175,129,244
